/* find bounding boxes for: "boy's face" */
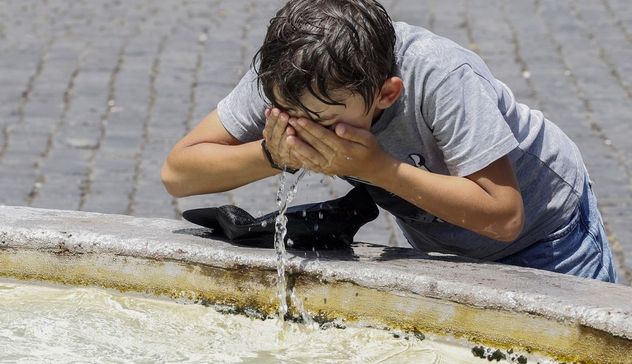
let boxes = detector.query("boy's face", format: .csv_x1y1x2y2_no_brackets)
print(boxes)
272,87,382,131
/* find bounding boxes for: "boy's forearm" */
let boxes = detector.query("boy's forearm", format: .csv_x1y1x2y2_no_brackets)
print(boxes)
368,158,524,242
162,140,279,197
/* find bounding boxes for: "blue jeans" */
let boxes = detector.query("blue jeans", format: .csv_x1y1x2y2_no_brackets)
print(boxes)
498,179,619,283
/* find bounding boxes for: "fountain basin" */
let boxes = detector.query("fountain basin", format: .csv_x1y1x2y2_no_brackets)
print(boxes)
1,205,631,363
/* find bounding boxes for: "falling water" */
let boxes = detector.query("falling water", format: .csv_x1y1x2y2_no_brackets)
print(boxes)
273,169,306,322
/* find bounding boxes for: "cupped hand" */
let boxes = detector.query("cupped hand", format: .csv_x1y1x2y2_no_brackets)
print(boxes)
286,117,396,181
261,108,302,170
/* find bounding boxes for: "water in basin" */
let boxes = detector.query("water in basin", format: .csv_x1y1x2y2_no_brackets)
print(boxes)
0,279,517,363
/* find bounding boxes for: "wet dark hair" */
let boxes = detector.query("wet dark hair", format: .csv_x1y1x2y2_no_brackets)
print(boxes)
252,0,396,118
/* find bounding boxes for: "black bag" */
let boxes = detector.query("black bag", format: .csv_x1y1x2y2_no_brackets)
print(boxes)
182,186,378,250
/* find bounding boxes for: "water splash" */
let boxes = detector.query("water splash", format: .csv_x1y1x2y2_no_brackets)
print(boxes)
274,169,306,322
290,287,315,326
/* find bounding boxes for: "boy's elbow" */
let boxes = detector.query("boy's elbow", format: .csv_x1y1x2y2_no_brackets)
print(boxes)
496,205,525,243
161,161,187,198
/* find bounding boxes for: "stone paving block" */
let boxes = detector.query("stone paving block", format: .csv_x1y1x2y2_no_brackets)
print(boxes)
192,85,233,111
71,71,113,97
98,139,142,161
25,89,67,109
21,97,65,121
137,152,162,171
0,184,31,207
591,179,632,209
161,55,198,74
133,186,174,212
38,146,91,176
590,100,632,134
389,0,433,27
0,65,39,89
604,210,632,247
58,128,102,150
429,0,469,44
151,111,181,134
81,51,121,74
81,193,130,215
196,63,243,87
83,177,134,201
230,177,280,214
140,142,172,164
5,120,51,141
152,90,190,107
0,108,19,124
31,181,82,211
134,199,178,219
106,116,145,135
608,0,632,21
110,90,149,113
0,90,18,107
608,48,632,87
133,177,173,202
63,105,104,128
608,215,632,253
0,166,38,191
355,208,399,247
106,114,145,136
290,175,338,206
90,160,136,182
0,149,43,172
178,192,233,212
0,150,39,172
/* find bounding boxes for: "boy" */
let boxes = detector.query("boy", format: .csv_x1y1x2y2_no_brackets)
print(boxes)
161,0,618,283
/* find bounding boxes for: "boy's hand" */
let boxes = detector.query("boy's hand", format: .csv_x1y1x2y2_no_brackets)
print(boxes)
287,117,396,180
262,108,302,170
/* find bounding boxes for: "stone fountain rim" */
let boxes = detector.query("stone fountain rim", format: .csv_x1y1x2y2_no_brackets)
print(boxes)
1,205,631,341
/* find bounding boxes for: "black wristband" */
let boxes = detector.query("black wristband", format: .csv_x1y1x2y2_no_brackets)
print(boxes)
261,140,299,174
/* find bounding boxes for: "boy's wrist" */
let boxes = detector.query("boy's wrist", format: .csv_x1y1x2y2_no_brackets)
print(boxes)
261,140,299,174
364,154,401,188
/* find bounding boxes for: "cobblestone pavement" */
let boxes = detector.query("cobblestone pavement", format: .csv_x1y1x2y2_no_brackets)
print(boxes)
1,0,631,283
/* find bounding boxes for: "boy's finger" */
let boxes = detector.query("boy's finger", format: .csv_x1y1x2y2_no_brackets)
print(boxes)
295,118,338,141
262,108,278,141
334,123,371,146
289,118,336,155
270,110,289,145
291,150,320,173
287,135,327,168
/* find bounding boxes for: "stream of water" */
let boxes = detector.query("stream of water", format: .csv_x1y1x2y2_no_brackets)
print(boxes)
272,170,307,322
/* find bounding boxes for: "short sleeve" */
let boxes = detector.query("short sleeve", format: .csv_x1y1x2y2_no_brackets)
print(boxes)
424,64,518,176
216,66,268,143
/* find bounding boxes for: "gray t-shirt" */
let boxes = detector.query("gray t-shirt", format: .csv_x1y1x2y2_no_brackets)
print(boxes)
217,21,586,261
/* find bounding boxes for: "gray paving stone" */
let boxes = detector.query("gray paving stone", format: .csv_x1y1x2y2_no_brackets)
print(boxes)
133,200,178,219
0,185,31,206
1,0,631,276
30,175,83,210
81,193,130,215
38,146,91,176
178,192,233,213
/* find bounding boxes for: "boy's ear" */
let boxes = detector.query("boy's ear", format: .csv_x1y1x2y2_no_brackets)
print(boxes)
376,77,404,109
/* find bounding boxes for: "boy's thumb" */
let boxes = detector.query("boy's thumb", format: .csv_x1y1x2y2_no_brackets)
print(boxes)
335,123,369,144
